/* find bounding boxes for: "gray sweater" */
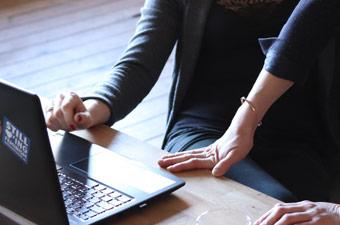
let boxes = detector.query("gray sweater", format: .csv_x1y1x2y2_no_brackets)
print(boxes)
88,0,213,148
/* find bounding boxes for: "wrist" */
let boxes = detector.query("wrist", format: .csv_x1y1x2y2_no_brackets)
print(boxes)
83,99,111,126
240,97,262,126
245,69,294,120
231,103,260,135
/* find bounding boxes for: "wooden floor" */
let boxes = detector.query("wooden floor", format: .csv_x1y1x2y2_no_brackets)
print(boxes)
0,0,173,148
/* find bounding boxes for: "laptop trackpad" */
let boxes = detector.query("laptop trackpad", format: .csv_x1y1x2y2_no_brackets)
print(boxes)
71,151,176,194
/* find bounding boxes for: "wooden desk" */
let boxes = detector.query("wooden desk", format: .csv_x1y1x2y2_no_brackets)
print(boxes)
0,125,280,225
73,125,280,225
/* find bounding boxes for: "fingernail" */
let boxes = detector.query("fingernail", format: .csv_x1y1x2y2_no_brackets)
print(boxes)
76,115,82,123
167,166,174,171
212,169,218,176
69,124,76,131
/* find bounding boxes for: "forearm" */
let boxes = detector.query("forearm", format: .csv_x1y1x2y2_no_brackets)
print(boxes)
91,0,180,125
244,0,339,127
233,69,293,132
246,69,293,123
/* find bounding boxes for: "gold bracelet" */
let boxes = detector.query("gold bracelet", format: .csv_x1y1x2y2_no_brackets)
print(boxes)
240,97,262,126
240,97,256,112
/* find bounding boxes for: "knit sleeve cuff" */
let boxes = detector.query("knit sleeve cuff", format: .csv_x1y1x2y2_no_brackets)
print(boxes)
258,37,309,85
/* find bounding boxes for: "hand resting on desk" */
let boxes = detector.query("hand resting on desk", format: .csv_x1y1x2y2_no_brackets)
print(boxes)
254,201,340,225
158,102,258,177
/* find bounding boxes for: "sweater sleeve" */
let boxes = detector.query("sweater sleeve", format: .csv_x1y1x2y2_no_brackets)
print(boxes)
259,0,340,84
84,0,181,125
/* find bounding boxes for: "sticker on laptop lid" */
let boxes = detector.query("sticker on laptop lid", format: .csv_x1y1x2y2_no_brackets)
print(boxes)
1,116,31,164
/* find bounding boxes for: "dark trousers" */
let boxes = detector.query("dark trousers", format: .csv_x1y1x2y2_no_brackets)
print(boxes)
164,128,340,202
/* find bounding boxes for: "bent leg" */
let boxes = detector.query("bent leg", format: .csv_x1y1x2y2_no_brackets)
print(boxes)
250,144,333,202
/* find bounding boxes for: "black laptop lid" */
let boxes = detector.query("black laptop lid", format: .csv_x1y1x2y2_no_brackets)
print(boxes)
0,81,68,225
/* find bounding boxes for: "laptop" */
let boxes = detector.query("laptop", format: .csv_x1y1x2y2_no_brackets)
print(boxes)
0,80,185,225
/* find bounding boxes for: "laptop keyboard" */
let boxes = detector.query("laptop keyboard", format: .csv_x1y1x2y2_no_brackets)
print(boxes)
58,171,133,222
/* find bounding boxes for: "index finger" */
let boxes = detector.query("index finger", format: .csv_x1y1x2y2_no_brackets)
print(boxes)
167,157,215,172
158,151,208,168
254,202,314,225
161,147,207,159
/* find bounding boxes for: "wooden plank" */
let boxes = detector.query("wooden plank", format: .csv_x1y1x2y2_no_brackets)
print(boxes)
0,0,69,28
0,0,39,10
0,0,142,29
0,0,142,38
0,18,136,67
3,33,133,87
0,22,136,79
0,1,142,52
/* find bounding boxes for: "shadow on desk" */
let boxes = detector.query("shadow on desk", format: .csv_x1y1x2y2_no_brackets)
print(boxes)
99,195,189,225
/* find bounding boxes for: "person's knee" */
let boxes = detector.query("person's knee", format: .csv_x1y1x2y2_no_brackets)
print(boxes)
225,158,298,202
265,188,298,203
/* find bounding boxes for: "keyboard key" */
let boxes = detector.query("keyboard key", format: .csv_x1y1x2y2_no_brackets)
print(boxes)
89,184,99,189
93,192,105,198
101,188,114,195
76,208,90,215
109,192,122,198
66,208,75,214
87,189,98,195
94,184,107,191
84,202,94,209
97,201,114,210
85,210,98,218
117,195,132,203
91,205,106,214
108,199,122,207
76,213,90,221
89,197,101,204
83,193,93,200
101,195,113,202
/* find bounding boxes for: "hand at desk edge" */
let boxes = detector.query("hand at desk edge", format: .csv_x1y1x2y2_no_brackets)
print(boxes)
254,201,340,225
45,92,110,132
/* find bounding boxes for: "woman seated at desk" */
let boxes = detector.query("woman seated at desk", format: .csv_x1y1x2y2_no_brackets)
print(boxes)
46,0,339,214
161,0,340,224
